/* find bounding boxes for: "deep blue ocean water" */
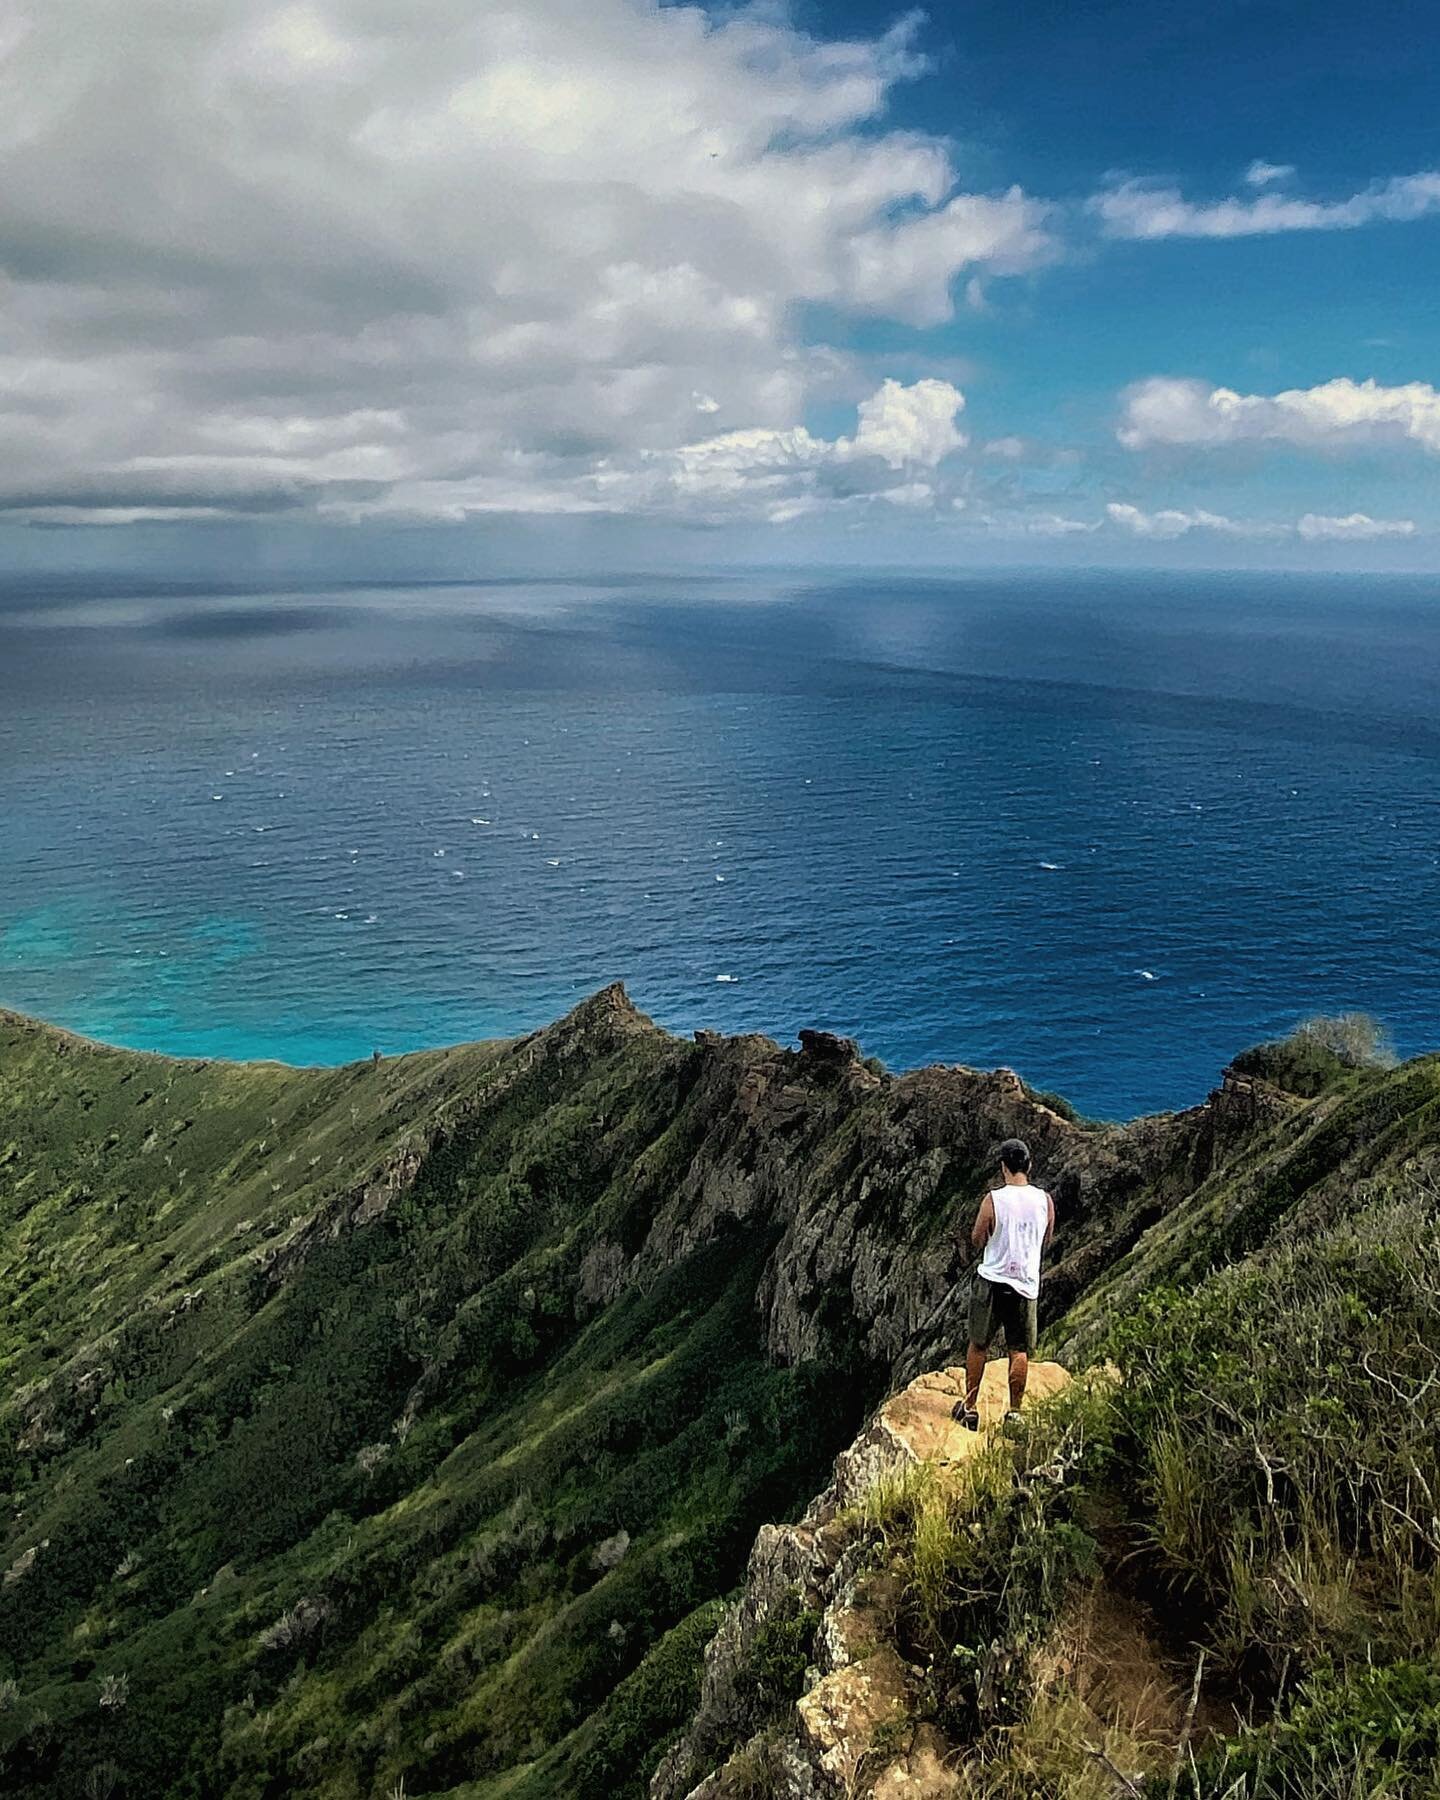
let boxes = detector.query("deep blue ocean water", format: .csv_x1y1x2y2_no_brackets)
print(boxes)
2,568,1437,1119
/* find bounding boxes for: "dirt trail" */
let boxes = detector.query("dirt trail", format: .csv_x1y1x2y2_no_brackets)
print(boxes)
880,1359,1073,1463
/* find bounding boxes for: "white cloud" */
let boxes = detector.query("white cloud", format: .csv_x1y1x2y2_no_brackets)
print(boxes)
841,377,967,468
843,189,1052,327
1093,170,1440,239
1118,377,1440,455
1243,160,1295,188
1105,502,1280,540
1017,512,1098,535
1107,502,1417,542
588,376,965,523
0,0,1053,524
1296,512,1416,541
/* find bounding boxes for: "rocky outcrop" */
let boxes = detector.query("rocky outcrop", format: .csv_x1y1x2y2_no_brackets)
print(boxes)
599,1009,1222,1384
338,983,1276,1397
653,1360,1072,1800
84,980,1267,1425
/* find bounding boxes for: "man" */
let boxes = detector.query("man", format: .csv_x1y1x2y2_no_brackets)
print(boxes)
954,1137,1053,1431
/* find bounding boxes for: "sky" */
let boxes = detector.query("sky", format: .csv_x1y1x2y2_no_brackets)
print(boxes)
3,0,1440,576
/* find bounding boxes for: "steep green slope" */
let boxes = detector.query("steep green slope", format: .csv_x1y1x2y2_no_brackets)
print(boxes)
660,1040,1440,1800
4,997,1434,1800
1054,1048,1440,1361
0,992,869,1798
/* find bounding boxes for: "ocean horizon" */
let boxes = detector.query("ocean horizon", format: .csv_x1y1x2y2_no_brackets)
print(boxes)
3,566,1437,1120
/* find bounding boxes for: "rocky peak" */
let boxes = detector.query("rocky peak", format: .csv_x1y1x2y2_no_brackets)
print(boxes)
526,980,658,1057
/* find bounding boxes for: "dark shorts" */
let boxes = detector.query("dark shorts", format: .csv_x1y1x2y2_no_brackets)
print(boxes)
969,1275,1037,1354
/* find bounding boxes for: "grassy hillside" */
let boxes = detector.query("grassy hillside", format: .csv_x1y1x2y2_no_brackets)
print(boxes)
3,999,1436,1799
683,1038,1440,1799
0,994,878,1798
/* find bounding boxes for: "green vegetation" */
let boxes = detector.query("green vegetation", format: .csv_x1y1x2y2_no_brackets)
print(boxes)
845,1386,1108,1736
3,996,1438,1799
1230,1010,1397,1097
803,1039,1440,1800
1179,1659,1440,1799
0,998,867,1797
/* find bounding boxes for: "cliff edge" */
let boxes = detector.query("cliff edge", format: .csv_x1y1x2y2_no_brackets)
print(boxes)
654,1360,1075,1800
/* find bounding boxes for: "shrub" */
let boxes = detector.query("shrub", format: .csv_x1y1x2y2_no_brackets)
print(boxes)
1293,1013,1397,1070
1175,1658,1440,1798
1234,1014,1397,1097
1107,1189,1440,1682
732,1587,822,1726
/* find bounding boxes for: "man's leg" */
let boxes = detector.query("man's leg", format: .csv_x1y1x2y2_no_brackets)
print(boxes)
1003,1290,1038,1416
965,1340,986,1415
959,1279,997,1423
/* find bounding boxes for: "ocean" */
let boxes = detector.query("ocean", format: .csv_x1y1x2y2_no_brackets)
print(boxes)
1,567,1436,1119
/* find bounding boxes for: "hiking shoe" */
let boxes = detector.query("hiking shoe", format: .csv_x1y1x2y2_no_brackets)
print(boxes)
950,1399,980,1431
1002,1409,1026,1436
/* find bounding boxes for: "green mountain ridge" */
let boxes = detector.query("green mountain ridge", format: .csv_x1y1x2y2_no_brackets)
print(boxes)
1,993,1437,1797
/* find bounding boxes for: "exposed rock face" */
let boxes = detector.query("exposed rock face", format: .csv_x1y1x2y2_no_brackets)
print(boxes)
0,983,1273,1583
652,1360,1072,1800
578,998,1239,1385
114,981,1252,1432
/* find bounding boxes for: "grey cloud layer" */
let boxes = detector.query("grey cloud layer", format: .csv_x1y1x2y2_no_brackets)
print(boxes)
6,3,1437,536
0,0,1052,524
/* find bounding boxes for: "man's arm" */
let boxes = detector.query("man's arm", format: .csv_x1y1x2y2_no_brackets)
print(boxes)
1043,1190,1055,1250
970,1193,995,1251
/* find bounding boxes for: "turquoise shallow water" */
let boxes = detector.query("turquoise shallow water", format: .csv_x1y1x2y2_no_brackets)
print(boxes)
2,568,1437,1118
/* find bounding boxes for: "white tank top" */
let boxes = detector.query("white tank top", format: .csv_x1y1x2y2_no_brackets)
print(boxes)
977,1183,1049,1300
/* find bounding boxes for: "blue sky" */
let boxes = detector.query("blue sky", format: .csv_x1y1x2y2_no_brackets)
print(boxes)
2,0,1438,573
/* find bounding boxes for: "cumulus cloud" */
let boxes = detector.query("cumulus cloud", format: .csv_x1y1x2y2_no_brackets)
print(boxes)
1105,503,1281,540
841,377,968,468
1094,170,1440,239
1106,502,1415,542
1296,512,1416,541
579,377,966,523
0,0,1053,525
1118,377,1440,455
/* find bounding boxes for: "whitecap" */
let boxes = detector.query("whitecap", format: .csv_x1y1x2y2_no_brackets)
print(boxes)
715,874,726,883
1038,861,1062,871
1136,969,1158,982
434,848,446,857
715,974,739,984
546,858,562,867
212,794,224,801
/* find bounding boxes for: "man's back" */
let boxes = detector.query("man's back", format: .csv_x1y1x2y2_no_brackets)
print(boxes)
977,1182,1049,1299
